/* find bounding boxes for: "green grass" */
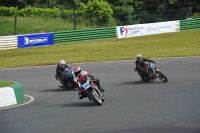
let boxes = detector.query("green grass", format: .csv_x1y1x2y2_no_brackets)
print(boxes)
0,29,200,69
0,16,94,36
0,80,15,88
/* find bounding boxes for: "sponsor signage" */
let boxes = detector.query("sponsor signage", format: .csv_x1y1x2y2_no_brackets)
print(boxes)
18,33,54,48
117,21,177,38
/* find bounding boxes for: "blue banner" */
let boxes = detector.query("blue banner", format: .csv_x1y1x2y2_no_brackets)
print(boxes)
18,33,54,48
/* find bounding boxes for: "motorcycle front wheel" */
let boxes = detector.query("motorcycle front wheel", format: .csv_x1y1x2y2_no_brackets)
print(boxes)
101,92,105,102
156,71,168,82
90,89,103,106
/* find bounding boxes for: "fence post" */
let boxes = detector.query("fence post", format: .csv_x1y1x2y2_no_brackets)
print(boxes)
74,9,76,30
14,15,17,35
73,0,80,30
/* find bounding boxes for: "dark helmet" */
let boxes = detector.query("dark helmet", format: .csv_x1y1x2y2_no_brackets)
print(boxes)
74,66,82,77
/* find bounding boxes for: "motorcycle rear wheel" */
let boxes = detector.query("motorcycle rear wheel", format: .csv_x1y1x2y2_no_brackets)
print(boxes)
156,71,168,82
59,79,69,89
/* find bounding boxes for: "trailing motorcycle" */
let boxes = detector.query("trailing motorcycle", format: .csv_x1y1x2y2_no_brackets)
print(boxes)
57,68,77,89
80,76,105,106
134,60,168,82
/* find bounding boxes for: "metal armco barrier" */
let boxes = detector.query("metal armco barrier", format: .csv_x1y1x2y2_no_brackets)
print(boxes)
53,27,117,44
180,18,200,30
0,35,18,50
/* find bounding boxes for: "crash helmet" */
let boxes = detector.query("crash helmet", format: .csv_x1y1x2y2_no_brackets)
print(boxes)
136,54,142,62
59,60,66,68
74,66,82,77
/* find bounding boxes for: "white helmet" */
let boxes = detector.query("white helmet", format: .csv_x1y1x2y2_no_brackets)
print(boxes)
136,54,142,59
59,60,66,68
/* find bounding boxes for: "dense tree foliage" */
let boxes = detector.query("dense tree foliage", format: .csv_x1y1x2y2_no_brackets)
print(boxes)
0,0,199,12
106,0,133,25
77,0,113,26
0,0,199,25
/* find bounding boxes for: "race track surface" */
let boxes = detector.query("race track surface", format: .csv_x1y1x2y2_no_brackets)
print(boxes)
0,57,200,133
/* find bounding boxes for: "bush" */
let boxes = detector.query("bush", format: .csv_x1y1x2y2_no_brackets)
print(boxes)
77,0,113,27
60,9,74,21
19,6,61,18
0,6,18,16
192,12,200,18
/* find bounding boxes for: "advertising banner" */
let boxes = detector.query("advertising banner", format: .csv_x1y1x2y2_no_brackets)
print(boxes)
117,21,177,38
18,33,54,48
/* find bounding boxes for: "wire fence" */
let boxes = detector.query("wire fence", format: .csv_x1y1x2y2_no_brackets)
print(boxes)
113,7,192,26
0,7,193,36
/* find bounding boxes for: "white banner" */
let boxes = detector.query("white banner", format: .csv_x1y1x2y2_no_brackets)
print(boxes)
117,21,177,38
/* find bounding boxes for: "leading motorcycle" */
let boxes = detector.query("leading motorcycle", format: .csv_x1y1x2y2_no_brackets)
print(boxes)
80,76,105,106
134,60,168,82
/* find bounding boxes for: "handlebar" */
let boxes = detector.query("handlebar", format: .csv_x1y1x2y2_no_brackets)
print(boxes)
147,60,156,64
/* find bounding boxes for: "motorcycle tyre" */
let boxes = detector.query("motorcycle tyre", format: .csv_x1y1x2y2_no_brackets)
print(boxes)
137,72,142,78
90,89,103,106
59,79,71,90
101,92,105,102
138,71,149,82
156,71,168,82
142,77,150,82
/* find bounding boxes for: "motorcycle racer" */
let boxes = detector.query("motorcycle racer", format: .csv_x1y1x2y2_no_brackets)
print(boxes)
73,66,105,99
55,60,73,87
135,54,155,80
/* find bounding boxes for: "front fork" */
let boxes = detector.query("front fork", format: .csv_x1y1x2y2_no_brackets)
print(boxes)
152,68,159,78
85,90,92,101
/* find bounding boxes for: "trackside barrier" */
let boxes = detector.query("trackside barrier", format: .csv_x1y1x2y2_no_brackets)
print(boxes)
0,35,18,50
180,18,200,30
0,83,25,108
53,27,117,44
0,18,199,50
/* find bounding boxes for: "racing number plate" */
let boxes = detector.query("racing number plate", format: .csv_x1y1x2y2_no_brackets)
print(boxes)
82,81,90,90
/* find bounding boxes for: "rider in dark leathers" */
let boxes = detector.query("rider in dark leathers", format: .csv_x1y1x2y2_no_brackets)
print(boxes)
135,54,155,80
55,60,73,86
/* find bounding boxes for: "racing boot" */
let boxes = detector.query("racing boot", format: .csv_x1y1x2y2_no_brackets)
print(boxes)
99,86,105,92
78,90,87,99
90,76,105,92
96,79,105,92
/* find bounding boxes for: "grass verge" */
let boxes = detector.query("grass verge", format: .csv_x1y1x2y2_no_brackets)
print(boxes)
0,29,200,69
0,16,98,36
0,80,15,88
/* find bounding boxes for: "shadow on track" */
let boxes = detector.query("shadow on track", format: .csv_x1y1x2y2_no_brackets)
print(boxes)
116,80,163,86
38,88,77,92
53,102,97,107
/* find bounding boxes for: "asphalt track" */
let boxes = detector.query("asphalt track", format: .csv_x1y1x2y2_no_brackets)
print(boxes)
0,57,200,133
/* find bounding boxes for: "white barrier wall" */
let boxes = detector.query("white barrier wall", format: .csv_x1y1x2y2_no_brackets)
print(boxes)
0,87,17,107
117,21,180,38
0,35,18,50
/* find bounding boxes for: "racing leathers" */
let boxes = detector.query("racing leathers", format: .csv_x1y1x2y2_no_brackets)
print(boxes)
55,64,73,82
135,57,155,79
73,71,104,99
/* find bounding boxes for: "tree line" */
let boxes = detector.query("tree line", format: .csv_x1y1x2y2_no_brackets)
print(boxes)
0,0,199,26
0,0,199,13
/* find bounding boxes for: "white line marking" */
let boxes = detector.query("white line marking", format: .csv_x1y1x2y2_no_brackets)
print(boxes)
0,95,34,110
